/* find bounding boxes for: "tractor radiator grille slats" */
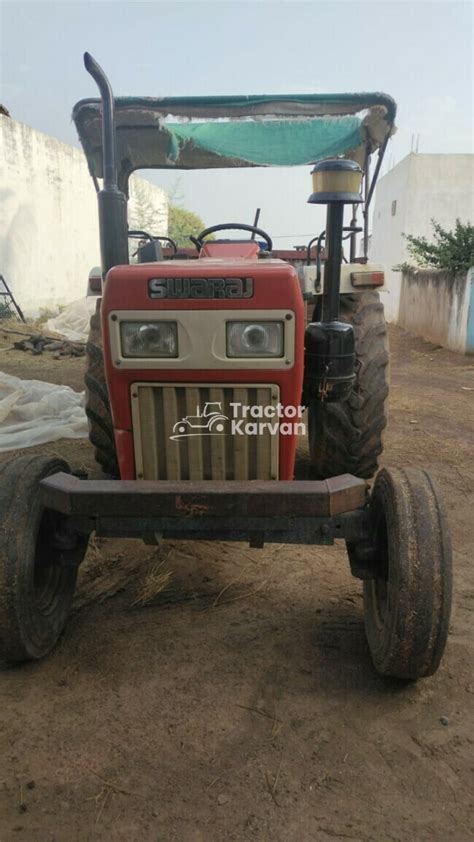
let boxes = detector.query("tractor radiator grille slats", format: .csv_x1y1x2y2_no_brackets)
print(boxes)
131,384,279,481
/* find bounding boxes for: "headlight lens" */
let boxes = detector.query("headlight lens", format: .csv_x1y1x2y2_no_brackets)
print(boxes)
120,321,178,358
226,321,284,358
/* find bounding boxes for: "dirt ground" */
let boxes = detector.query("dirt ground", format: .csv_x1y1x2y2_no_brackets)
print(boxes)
0,324,473,842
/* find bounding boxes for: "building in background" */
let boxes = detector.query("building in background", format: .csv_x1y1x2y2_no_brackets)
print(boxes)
370,153,474,322
0,116,168,317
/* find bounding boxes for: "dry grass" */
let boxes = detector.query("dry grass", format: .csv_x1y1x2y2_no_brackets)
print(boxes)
210,576,271,609
0,318,65,349
131,562,173,607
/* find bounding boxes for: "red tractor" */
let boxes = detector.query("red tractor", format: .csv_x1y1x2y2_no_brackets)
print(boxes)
0,54,452,680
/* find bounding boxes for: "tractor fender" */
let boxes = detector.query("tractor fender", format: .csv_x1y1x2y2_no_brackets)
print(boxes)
298,263,386,299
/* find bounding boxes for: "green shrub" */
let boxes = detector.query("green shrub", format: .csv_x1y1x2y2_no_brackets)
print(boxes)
404,218,474,275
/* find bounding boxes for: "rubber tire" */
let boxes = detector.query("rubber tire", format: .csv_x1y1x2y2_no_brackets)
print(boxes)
85,304,119,477
0,455,88,663
308,291,389,479
363,467,452,679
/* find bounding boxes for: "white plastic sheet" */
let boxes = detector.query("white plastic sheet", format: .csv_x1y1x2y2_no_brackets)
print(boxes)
0,372,88,452
47,297,96,343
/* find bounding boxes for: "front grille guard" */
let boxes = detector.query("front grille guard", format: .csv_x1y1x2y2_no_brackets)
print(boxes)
40,473,370,549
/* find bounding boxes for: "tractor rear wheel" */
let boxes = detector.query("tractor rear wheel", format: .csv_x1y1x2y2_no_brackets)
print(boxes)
362,467,452,679
0,455,89,663
308,291,389,479
85,305,119,477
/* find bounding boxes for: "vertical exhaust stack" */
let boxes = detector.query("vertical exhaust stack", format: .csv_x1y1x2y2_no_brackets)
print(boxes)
303,159,363,403
84,52,129,277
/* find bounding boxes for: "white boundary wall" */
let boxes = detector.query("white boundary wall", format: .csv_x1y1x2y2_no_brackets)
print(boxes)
370,153,474,322
399,267,474,354
0,116,168,316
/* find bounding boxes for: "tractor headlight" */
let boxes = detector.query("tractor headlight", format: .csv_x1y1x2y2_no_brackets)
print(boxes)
226,321,284,358
120,321,178,358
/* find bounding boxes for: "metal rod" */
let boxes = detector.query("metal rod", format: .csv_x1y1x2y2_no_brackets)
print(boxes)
250,208,261,240
349,205,358,262
0,274,26,322
312,226,361,294
322,203,344,322
88,511,371,546
84,52,117,190
306,235,319,266
366,131,390,210
363,144,370,261
128,230,155,244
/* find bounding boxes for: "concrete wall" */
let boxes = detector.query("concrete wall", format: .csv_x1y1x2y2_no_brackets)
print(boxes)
370,153,474,322
398,267,474,354
0,116,168,316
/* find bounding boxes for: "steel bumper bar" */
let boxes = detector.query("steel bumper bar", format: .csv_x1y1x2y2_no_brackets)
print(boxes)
40,473,370,546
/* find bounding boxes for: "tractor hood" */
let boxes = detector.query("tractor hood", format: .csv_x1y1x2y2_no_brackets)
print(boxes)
72,92,396,193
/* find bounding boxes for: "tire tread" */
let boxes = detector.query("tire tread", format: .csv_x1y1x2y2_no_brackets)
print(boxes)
309,291,389,479
85,307,119,476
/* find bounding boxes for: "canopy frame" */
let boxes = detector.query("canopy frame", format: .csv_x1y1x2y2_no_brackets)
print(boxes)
73,92,396,191
76,53,396,271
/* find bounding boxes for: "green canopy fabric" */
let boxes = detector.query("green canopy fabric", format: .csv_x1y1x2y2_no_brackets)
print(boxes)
72,92,396,192
164,117,363,167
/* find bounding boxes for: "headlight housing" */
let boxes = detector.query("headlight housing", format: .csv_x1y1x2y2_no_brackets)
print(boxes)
226,321,284,358
120,321,178,358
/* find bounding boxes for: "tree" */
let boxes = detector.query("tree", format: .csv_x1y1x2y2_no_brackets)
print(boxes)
165,177,210,248
404,218,474,275
128,179,158,232
168,205,209,248
130,175,210,249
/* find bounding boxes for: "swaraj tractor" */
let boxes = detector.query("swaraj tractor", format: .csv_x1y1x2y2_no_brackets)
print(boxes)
0,54,452,679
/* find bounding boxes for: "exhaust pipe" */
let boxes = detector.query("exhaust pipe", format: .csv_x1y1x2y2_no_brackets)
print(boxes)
84,52,129,277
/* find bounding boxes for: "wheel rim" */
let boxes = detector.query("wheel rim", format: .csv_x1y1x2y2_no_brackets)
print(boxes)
33,510,74,616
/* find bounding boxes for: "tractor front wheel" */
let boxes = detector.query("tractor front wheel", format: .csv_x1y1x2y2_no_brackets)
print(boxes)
361,467,452,679
308,291,389,479
0,455,89,663
85,305,119,476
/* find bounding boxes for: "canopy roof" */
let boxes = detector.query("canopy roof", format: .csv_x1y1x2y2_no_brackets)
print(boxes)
72,92,396,193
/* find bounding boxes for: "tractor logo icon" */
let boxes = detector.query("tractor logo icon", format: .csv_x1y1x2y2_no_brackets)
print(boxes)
171,402,228,440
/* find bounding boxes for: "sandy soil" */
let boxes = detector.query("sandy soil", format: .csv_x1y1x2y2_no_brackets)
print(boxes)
0,324,473,841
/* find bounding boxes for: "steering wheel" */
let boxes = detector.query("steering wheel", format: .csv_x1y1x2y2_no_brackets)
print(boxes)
190,223,273,252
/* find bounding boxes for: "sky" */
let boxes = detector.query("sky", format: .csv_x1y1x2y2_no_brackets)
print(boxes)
1,0,473,248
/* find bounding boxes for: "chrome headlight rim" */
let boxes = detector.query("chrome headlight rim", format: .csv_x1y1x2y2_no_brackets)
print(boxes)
120,320,178,358
226,320,284,358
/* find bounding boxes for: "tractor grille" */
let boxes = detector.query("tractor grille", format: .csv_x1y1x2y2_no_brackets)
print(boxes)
131,383,280,481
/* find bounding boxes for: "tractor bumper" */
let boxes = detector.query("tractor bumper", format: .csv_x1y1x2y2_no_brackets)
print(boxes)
40,473,370,547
